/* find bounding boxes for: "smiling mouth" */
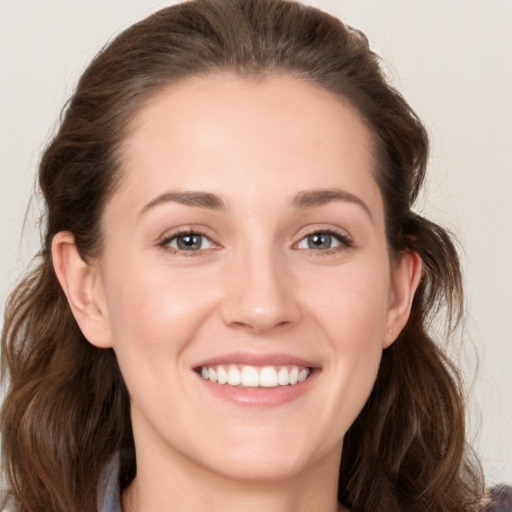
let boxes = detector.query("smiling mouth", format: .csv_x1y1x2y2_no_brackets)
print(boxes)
197,364,311,388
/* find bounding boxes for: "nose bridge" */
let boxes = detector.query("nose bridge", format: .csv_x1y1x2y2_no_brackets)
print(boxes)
222,239,300,333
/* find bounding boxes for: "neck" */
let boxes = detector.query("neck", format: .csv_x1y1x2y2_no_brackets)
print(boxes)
122,445,345,512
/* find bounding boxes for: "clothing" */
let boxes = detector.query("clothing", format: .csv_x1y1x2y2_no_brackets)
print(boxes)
97,453,122,512
486,485,512,512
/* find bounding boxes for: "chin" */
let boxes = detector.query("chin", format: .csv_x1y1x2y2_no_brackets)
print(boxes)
203,452,313,483
188,429,339,484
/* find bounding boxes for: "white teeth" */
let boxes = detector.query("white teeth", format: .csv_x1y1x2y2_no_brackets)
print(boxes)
227,365,241,386
208,367,217,383
241,366,259,387
259,366,278,387
199,364,311,388
298,369,309,383
217,366,228,384
278,367,290,385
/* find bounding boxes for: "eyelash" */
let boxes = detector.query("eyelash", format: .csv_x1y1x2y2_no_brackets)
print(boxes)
158,229,217,257
157,228,353,256
294,229,353,256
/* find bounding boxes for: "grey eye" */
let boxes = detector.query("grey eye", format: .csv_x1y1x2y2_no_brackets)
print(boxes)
168,233,213,251
297,232,341,250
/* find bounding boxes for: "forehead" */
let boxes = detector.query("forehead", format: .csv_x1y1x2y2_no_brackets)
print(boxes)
113,73,382,220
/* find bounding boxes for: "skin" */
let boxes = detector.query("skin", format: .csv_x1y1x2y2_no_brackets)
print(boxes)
53,74,421,512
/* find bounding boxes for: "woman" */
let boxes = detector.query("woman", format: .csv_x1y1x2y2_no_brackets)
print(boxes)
1,0,483,511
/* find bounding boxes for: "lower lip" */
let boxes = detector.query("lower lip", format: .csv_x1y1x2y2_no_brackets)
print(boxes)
196,370,317,407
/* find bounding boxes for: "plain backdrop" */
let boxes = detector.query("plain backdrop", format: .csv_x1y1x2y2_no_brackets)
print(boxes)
1,0,511,487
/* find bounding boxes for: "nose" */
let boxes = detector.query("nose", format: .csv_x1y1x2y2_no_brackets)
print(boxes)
220,249,302,335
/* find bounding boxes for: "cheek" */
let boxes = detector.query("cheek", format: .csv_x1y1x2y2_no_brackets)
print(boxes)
305,259,391,345
303,260,390,415
101,267,218,418
102,262,221,358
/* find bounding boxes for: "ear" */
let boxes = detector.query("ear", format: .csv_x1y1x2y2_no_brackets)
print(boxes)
52,231,112,348
383,250,422,348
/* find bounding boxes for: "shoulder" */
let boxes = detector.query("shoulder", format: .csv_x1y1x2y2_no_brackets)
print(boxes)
485,484,512,512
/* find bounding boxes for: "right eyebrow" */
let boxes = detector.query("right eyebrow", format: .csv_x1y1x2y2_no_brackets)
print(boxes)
138,190,226,218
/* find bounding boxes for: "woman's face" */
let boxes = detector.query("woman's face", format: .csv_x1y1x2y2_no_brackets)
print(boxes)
75,74,418,483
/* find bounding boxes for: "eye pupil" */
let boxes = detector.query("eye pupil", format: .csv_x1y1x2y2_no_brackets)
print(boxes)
308,233,331,249
177,234,202,250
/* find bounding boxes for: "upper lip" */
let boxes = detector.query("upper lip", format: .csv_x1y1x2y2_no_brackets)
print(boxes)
193,352,319,369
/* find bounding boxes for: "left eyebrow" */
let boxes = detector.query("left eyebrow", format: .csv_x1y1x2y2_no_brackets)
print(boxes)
292,188,373,222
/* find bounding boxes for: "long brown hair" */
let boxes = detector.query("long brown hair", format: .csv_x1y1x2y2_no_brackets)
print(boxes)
1,0,483,510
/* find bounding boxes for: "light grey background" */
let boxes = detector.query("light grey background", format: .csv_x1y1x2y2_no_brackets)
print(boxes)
1,0,511,486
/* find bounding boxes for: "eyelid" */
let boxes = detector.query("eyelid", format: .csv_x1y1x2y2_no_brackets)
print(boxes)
292,225,354,252
155,224,353,255
157,226,220,254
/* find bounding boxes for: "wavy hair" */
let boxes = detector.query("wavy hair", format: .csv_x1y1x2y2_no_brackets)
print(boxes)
1,0,483,510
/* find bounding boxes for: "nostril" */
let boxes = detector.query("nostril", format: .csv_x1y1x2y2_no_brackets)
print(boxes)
227,317,295,335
